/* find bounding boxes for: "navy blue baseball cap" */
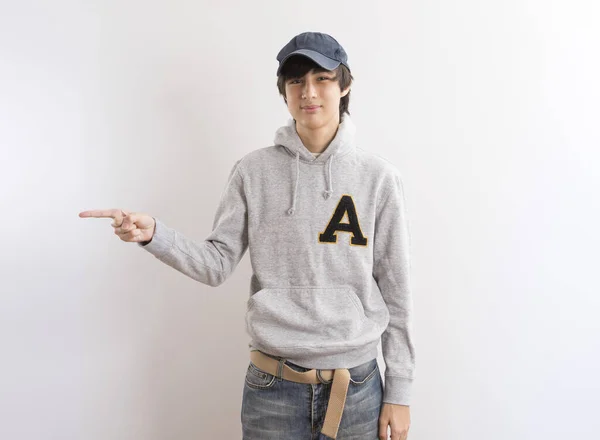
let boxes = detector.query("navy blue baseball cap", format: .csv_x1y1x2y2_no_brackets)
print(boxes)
276,32,350,76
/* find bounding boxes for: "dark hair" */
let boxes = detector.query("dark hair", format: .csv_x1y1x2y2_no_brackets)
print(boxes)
276,54,354,122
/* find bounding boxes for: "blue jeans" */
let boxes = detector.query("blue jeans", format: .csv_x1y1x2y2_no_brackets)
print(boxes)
241,356,383,439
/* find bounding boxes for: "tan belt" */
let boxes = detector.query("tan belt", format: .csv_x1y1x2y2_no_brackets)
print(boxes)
250,349,350,439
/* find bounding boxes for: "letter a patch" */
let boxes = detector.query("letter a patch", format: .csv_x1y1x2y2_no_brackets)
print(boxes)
319,194,368,246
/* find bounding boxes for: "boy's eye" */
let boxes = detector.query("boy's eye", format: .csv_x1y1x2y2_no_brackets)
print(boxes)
290,76,329,84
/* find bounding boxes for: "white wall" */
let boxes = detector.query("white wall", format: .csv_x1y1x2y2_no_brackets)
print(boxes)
1,1,598,438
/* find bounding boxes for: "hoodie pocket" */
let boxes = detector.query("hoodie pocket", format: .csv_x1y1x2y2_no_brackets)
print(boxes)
246,286,372,352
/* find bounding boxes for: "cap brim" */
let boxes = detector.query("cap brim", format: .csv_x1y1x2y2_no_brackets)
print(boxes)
276,49,341,76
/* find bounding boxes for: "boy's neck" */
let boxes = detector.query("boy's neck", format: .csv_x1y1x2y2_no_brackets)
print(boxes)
295,117,340,154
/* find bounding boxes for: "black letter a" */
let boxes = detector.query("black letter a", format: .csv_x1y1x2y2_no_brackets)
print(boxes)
319,195,368,246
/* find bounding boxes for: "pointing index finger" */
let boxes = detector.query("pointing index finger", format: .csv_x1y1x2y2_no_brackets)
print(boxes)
79,209,113,218
79,209,127,227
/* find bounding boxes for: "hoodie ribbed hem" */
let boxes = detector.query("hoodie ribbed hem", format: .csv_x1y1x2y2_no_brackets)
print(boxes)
249,339,379,370
383,375,413,406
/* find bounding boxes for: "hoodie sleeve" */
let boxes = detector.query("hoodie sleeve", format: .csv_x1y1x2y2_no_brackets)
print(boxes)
372,170,416,406
137,159,249,287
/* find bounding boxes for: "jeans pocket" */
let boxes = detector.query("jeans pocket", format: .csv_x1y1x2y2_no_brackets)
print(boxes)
245,362,277,390
349,359,380,385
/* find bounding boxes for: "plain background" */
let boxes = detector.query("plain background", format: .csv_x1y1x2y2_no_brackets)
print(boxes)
1,0,598,439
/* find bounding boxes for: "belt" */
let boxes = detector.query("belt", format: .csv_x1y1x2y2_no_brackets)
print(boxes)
250,349,350,440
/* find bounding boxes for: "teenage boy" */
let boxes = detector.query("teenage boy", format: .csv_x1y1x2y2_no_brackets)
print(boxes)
80,31,414,440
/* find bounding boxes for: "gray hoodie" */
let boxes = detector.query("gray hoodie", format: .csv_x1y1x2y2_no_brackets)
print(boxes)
138,114,415,405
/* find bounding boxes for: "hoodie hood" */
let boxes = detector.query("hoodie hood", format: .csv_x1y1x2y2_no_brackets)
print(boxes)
273,114,357,215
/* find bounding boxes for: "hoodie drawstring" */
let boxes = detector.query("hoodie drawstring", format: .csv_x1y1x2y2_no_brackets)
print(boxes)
288,151,300,215
288,151,334,215
278,115,355,216
323,154,334,200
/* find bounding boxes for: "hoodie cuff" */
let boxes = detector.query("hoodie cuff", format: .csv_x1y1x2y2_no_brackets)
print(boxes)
137,218,175,258
383,375,413,406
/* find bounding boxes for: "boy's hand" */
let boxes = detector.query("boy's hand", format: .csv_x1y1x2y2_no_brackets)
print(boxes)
79,209,156,243
379,403,410,440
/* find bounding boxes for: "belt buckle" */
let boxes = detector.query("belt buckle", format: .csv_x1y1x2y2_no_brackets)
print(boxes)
316,369,332,384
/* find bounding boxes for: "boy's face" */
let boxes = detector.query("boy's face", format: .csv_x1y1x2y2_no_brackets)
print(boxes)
284,68,350,130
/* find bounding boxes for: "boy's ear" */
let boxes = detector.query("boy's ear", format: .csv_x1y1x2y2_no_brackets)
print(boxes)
341,86,351,98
